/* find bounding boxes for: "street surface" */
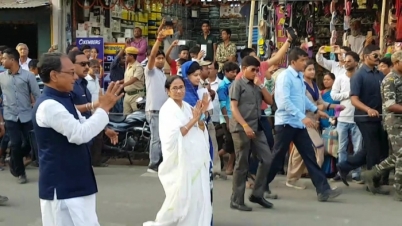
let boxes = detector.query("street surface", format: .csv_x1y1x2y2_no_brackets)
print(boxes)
0,163,399,226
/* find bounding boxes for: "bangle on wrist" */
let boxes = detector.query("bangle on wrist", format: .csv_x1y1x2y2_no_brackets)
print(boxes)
157,38,163,42
242,124,249,128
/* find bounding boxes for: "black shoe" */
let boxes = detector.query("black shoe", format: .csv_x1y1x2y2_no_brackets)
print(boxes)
336,164,349,186
230,201,252,211
330,174,341,182
317,187,342,202
18,175,27,184
249,195,273,208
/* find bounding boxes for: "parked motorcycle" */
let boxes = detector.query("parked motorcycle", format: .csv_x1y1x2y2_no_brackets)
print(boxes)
103,97,150,164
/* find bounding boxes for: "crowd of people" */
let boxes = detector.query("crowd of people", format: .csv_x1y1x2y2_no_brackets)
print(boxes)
0,17,401,226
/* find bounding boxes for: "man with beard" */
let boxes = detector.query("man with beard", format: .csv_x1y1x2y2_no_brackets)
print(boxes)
68,51,119,167
129,27,147,63
337,45,390,193
330,51,363,182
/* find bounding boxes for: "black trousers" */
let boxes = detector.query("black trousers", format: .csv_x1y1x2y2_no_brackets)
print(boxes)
266,125,331,194
6,120,33,177
91,132,104,166
338,121,389,173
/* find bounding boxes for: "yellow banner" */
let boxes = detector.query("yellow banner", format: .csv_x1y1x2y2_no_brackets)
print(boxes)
104,43,126,55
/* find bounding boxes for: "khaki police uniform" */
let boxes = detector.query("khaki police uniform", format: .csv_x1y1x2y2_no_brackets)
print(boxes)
123,60,145,114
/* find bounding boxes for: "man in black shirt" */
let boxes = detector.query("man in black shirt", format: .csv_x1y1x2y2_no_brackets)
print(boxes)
337,45,389,193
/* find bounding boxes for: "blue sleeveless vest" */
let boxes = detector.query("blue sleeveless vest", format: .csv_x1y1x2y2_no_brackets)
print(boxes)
32,86,97,200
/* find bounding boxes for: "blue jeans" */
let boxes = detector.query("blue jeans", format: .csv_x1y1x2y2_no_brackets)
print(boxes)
336,122,363,178
249,110,274,175
146,112,162,169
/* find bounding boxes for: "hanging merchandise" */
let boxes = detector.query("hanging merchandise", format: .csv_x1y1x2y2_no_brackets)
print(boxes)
258,20,267,58
275,3,292,68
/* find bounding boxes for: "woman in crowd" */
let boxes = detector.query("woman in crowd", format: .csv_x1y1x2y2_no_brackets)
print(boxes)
320,72,340,178
286,60,343,190
143,76,212,226
320,72,339,129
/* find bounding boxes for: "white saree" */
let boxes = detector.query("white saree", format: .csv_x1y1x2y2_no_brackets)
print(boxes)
143,98,212,226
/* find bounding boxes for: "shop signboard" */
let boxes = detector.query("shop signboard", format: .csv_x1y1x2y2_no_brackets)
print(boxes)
275,4,292,68
76,37,104,66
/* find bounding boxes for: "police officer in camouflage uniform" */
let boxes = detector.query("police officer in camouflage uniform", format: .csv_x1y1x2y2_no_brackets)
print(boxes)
364,51,402,201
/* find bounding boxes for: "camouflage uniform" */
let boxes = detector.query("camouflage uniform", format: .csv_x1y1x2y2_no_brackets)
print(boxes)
371,70,402,200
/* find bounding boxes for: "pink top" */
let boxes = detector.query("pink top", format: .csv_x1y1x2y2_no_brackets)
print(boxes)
235,61,269,110
130,38,147,63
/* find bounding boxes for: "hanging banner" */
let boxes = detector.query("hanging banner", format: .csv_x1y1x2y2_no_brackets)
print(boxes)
275,4,292,68
76,37,104,65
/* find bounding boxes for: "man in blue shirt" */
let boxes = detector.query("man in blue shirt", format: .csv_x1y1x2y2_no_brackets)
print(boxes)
266,47,342,202
217,62,238,175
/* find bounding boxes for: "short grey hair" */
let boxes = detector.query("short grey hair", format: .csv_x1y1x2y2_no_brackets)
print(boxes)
391,51,402,63
16,43,28,50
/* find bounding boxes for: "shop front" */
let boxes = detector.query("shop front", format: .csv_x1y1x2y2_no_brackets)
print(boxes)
0,0,52,58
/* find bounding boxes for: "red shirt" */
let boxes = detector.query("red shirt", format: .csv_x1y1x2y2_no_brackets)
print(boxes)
235,61,269,110
169,60,178,75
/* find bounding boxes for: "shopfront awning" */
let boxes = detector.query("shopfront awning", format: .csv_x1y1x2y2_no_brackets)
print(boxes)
0,0,50,9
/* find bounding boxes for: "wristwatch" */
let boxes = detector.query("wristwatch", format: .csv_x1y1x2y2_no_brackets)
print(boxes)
258,84,265,89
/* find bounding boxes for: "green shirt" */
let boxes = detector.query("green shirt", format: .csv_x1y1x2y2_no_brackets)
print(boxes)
196,34,217,61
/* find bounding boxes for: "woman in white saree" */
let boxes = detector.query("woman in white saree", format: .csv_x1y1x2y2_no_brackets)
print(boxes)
143,76,213,226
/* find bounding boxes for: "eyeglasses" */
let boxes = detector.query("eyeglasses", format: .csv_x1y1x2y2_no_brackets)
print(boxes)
56,71,75,76
372,53,381,59
170,86,185,92
75,62,90,67
248,67,259,73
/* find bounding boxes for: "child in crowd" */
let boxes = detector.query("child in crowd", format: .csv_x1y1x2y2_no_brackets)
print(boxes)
28,59,44,93
175,58,188,77
217,61,239,175
189,46,205,62
165,40,190,76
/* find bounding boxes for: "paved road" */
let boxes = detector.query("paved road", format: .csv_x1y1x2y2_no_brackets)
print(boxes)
0,164,399,226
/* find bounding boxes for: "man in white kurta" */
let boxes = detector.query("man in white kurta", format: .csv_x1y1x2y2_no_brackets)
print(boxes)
32,52,122,226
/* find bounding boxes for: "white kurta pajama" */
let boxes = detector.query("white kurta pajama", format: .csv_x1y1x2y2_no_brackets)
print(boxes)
144,98,212,226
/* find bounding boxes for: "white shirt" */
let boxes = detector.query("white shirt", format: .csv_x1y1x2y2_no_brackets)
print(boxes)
206,76,221,123
330,74,355,123
85,74,100,102
145,67,168,111
36,99,109,145
316,53,346,78
19,58,31,71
